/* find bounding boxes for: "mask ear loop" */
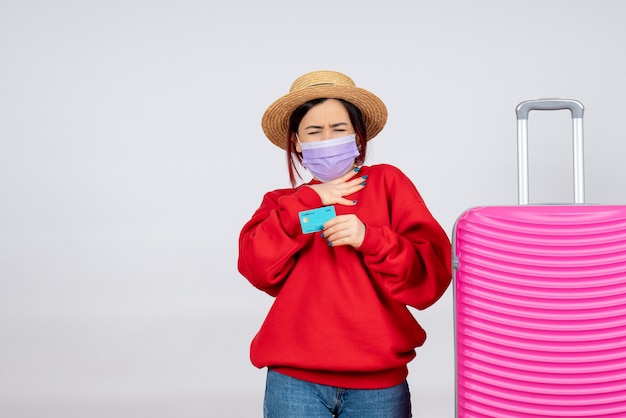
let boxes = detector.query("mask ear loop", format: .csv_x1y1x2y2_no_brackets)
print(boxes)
294,133,303,156
355,135,362,169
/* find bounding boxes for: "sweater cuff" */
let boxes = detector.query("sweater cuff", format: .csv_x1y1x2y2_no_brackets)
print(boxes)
357,224,384,255
295,185,324,206
279,185,324,236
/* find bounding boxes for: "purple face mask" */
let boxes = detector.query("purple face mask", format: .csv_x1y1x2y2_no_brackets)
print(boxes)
299,134,359,182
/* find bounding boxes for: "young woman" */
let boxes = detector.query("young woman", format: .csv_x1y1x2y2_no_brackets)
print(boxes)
238,70,451,417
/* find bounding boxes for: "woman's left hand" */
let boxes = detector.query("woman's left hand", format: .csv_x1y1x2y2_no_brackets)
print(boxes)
322,214,366,248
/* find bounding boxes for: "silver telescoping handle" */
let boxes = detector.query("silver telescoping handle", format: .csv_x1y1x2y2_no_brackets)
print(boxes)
515,98,585,205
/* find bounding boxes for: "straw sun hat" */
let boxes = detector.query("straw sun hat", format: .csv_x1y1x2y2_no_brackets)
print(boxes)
261,70,388,149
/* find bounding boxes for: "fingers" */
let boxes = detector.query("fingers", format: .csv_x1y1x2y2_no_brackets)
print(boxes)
309,175,367,206
339,166,362,181
351,174,368,188
339,197,359,206
321,215,365,248
327,166,363,184
335,174,367,198
339,175,367,202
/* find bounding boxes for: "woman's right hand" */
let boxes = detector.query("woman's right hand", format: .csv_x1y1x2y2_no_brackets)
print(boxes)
308,169,367,206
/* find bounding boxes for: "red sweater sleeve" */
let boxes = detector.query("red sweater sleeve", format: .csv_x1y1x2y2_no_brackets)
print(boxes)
356,165,452,310
238,164,451,388
237,185,322,296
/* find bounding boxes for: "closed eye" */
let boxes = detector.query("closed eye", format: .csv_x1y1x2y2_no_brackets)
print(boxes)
304,122,349,132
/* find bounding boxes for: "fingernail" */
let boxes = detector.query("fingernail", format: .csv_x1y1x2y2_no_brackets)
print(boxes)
352,200,358,204
321,232,325,238
361,175,368,179
353,167,361,172
360,181,366,186
328,242,333,247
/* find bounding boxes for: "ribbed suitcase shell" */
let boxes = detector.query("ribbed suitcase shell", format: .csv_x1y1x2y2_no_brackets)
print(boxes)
453,205,626,417
453,99,626,417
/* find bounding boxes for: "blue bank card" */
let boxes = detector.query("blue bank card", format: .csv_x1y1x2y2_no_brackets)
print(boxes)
298,206,336,234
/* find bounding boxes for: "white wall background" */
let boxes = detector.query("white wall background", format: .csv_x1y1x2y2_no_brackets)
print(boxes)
1,1,625,417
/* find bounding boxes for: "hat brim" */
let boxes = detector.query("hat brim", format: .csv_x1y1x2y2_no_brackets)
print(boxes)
261,85,388,150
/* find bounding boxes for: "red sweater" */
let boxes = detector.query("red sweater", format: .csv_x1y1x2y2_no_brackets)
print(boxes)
237,164,452,389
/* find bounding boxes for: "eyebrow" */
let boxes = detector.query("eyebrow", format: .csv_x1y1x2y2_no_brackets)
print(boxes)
304,122,349,131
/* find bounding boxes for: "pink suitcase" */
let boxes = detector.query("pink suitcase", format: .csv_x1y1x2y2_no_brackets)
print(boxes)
452,99,626,417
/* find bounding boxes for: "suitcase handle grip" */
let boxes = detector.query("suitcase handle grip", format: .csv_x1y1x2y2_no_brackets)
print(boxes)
515,98,585,205
516,98,584,120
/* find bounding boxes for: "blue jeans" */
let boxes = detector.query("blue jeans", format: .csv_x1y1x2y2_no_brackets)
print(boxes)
263,369,412,418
